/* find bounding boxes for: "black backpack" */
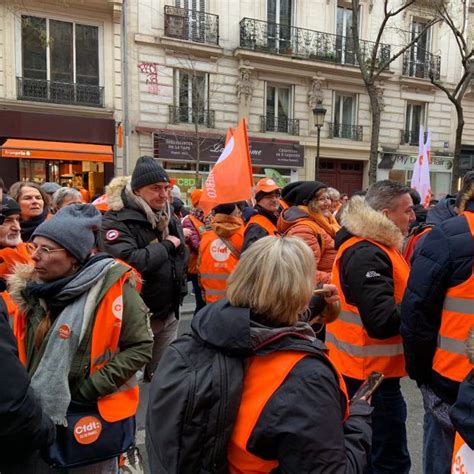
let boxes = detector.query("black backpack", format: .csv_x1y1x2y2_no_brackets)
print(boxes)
146,332,246,474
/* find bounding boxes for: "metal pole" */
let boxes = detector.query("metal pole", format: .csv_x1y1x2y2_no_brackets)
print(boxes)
121,0,130,176
315,125,321,180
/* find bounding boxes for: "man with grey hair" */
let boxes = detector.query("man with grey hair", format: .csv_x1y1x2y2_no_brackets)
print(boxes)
326,180,415,474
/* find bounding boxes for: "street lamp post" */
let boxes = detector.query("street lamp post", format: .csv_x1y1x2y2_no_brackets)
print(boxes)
313,103,327,181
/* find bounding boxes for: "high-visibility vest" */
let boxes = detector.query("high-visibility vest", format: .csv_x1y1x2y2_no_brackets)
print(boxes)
432,212,474,383
198,228,243,304
0,243,32,279
15,264,139,422
227,351,349,473
402,225,432,264
326,236,409,380
452,432,474,473
245,213,279,237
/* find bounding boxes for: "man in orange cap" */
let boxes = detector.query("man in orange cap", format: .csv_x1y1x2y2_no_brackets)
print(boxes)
242,178,281,252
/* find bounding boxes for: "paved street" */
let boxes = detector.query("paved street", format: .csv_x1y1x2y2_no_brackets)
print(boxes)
136,294,425,473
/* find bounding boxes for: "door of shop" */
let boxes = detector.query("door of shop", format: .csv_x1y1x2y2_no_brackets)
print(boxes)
319,159,364,195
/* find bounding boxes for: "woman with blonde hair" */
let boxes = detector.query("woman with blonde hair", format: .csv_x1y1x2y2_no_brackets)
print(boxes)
147,236,372,473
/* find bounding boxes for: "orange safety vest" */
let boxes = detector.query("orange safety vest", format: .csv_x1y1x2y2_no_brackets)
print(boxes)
432,212,474,383
185,214,206,275
0,243,32,279
452,432,474,473
227,351,349,473
326,236,409,380
402,225,432,264
15,265,139,422
198,228,243,304
245,213,278,237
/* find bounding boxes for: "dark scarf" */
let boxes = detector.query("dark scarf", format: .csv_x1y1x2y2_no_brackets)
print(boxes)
255,204,279,226
24,253,111,319
20,208,49,242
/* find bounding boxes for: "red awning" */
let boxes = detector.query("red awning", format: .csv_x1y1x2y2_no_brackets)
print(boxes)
0,139,113,163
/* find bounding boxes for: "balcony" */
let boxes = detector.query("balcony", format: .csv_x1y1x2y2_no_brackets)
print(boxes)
17,77,104,107
402,48,441,81
164,5,219,46
169,106,215,128
240,18,391,69
260,115,300,135
328,123,363,141
400,129,428,146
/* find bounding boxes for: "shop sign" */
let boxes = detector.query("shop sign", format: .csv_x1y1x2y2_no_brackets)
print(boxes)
380,153,453,172
153,132,304,168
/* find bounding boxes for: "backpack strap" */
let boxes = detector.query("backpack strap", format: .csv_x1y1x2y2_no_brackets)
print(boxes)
220,237,241,260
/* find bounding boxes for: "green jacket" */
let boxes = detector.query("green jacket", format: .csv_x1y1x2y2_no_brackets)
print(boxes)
14,261,153,402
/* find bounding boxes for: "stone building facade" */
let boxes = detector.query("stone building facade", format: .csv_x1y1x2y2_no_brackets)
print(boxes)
129,0,468,203
0,0,123,196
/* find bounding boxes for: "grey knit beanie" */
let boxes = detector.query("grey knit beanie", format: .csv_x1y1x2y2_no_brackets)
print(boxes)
131,156,170,191
32,204,102,263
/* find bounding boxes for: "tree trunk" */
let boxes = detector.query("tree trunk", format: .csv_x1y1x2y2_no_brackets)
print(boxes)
194,121,201,188
451,108,464,193
367,84,381,185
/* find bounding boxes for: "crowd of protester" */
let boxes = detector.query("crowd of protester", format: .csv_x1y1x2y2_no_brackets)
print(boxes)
0,163,472,474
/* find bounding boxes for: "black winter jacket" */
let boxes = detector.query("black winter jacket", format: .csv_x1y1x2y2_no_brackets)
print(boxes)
0,296,55,469
242,205,279,252
194,301,372,473
401,196,474,404
100,178,188,319
334,197,407,348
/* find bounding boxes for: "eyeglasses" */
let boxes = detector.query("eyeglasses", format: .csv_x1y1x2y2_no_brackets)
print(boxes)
26,242,66,258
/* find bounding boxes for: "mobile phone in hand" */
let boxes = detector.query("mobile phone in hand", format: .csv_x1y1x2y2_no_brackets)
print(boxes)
313,288,332,297
350,371,384,403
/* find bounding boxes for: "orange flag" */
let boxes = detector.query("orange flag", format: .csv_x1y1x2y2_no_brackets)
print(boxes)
199,119,253,215
225,127,233,145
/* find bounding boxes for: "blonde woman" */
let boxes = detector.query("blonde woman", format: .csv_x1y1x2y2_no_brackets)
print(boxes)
147,236,372,473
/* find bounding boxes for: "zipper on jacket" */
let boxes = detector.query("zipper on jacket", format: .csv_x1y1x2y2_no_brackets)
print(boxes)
184,370,196,425
210,352,228,471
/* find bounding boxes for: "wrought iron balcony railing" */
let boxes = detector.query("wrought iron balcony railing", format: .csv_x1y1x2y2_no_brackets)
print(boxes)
17,77,104,107
328,123,363,141
164,5,219,46
240,18,391,69
400,129,428,146
260,115,300,136
169,106,215,128
402,48,441,80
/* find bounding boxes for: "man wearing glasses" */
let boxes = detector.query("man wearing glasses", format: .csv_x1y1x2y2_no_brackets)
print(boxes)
100,156,188,381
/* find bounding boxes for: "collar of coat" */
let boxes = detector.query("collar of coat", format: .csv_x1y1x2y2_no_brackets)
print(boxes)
106,175,131,212
341,196,404,249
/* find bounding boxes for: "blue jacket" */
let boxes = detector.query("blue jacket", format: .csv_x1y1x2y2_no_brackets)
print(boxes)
401,192,474,405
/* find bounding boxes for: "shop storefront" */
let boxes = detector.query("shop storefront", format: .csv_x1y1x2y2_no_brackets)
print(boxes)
0,110,115,199
378,152,453,199
153,131,304,204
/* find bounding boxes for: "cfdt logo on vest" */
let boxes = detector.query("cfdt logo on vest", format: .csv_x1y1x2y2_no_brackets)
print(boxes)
210,239,230,262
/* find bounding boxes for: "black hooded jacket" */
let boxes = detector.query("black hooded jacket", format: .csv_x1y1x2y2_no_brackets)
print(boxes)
100,177,188,319
0,296,55,469
191,300,372,473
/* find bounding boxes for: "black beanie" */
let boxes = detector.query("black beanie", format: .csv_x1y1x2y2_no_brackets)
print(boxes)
281,181,328,206
212,202,237,215
1,196,21,217
131,156,170,191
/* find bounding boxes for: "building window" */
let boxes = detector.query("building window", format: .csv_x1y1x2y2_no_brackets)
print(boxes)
18,15,102,107
336,5,356,65
330,93,362,140
402,102,426,145
262,84,299,135
405,19,432,78
267,0,292,52
170,70,214,128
